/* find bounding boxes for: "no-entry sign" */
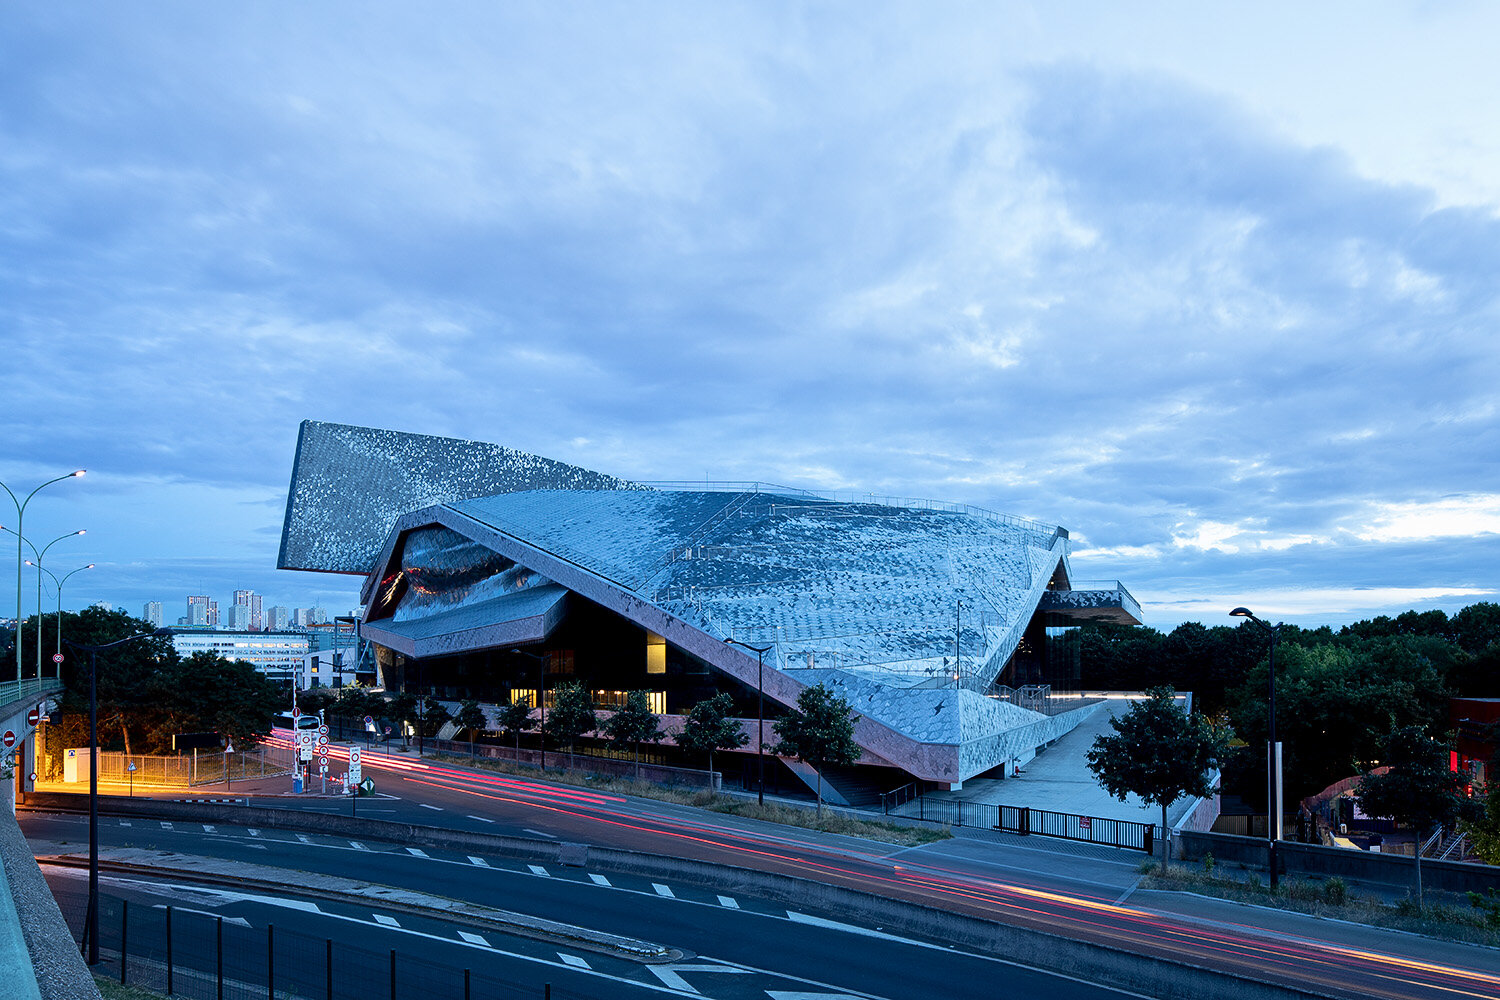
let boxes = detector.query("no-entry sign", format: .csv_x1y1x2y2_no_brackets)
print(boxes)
26,708,39,726
2,731,15,749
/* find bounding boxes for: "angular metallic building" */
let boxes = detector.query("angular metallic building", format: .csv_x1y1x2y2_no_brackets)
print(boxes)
279,421,1141,797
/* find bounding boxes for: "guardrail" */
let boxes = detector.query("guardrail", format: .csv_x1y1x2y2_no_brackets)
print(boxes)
886,795,1155,853
0,676,63,711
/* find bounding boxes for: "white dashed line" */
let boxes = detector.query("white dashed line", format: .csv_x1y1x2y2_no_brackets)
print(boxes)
406,848,429,858
118,820,131,827
717,895,738,908
588,874,611,887
466,815,494,823
523,828,556,838
468,856,490,868
202,825,215,833
527,865,550,877
248,829,260,837
160,822,173,830
419,803,442,811
297,835,312,844
373,914,401,927
458,930,489,946
558,954,591,970
652,884,675,898
349,841,367,851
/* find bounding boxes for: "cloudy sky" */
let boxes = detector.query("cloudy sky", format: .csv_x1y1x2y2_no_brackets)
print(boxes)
4,3,1498,631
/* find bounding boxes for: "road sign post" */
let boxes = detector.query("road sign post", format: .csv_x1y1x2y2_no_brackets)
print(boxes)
126,761,136,797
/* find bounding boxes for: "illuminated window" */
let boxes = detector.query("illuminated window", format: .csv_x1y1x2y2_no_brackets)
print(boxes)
646,633,666,674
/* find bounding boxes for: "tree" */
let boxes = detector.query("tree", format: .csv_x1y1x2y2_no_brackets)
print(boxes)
547,681,596,755
54,607,177,756
419,696,451,738
153,653,282,750
676,692,748,794
455,699,489,745
1086,686,1230,871
602,690,664,779
497,696,535,756
388,692,418,746
773,683,861,816
1355,726,1479,905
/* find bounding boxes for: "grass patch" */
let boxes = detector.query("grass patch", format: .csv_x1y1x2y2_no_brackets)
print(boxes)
428,753,949,846
1138,863,1500,946
95,976,166,1000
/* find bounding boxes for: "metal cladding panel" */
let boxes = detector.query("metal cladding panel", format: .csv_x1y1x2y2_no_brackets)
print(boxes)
361,584,567,659
277,420,643,575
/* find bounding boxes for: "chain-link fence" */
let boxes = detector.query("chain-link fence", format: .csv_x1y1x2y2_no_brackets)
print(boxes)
83,745,296,787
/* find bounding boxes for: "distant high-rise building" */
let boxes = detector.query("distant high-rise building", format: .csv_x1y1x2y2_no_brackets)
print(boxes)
143,601,163,627
187,596,209,627
234,590,264,631
293,607,313,627
311,606,328,625
266,606,290,630
227,603,251,629
206,599,219,627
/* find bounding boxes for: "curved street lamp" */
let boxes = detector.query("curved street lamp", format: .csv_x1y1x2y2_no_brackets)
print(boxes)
1231,606,1283,889
27,561,93,675
725,637,772,806
32,529,86,678
0,469,85,682
63,626,173,965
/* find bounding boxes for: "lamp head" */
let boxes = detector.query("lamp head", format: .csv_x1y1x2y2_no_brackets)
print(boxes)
72,470,85,477
1230,607,1253,618
86,563,95,569
75,529,86,536
24,559,33,567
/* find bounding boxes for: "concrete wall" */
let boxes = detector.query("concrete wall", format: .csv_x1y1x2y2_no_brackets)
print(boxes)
22,793,1328,1000
0,814,99,999
1176,829,1500,895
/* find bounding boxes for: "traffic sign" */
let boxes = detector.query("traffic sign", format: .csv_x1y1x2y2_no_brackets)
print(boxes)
318,724,329,737
27,708,39,726
51,653,63,664
127,762,137,772
384,725,392,735
2,731,14,749
363,715,374,726
347,746,362,784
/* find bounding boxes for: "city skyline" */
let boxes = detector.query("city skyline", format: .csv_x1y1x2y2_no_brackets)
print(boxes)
4,5,1500,631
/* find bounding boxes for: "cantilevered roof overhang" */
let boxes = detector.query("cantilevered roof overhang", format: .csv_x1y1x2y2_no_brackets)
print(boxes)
361,583,568,659
1038,583,1144,625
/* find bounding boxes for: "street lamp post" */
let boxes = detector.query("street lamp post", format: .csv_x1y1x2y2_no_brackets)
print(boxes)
32,529,86,679
27,562,93,677
1,469,85,682
1231,606,1283,890
725,638,771,806
509,648,547,770
62,626,172,965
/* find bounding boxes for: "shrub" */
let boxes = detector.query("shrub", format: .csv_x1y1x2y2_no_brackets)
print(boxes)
1325,877,1348,906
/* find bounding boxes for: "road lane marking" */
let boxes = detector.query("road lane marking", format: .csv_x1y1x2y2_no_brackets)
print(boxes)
717,895,738,908
468,856,490,868
202,825,215,833
589,874,611,886
467,815,494,823
558,954,591,969
458,930,488,946
118,820,130,827
527,864,549,877
646,964,753,993
248,829,260,837
160,822,173,830
652,883,675,898
349,841,367,851
786,912,928,947
297,835,312,844
524,828,556,838
373,914,400,927
419,803,442,811
406,848,429,858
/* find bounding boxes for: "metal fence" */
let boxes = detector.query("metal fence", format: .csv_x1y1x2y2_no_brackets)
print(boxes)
89,745,296,787
888,794,1155,853
67,892,595,1000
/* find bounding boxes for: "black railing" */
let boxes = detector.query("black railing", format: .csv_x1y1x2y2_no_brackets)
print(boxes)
892,796,1154,853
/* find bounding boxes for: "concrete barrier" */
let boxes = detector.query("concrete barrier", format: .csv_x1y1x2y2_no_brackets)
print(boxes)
0,813,99,999
21,792,1331,999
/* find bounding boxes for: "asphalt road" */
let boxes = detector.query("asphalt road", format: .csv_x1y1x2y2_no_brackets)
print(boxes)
26,742,1500,1000
29,812,1137,1000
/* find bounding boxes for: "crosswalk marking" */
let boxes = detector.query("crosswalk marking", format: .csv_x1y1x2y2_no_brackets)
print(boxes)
588,874,611,887
458,930,488,946
373,914,400,927
558,954,591,970
652,883,675,898
349,841,367,851
406,847,429,858
468,856,489,868
717,895,738,908
527,864,549,877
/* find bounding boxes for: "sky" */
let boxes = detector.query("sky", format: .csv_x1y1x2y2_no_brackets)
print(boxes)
3,3,1499,632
